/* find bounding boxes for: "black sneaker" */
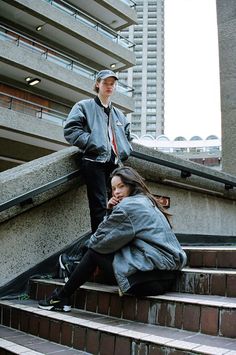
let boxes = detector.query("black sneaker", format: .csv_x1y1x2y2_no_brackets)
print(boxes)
38,288,71,312
59,253,77,282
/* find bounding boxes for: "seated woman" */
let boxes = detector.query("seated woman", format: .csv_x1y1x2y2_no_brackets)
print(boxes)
38,166,187,312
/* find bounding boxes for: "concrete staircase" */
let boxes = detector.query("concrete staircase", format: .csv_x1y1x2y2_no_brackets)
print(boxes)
0,246,236,354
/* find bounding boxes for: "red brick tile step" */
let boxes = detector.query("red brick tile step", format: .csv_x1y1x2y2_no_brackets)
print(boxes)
183,246,236,269
0,324,90,354
178,268,236,297
30,279,236,338
1,299,236,355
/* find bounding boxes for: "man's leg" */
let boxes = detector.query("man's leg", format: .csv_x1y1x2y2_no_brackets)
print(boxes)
82,160,107,233
82,160,116,233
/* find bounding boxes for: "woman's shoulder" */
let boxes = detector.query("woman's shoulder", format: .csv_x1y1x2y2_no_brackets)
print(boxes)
119,194,149,210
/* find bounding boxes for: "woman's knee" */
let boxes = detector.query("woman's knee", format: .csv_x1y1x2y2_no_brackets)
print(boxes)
127,279,174,297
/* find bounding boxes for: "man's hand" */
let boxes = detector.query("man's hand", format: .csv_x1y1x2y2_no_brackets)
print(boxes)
107,196,120,209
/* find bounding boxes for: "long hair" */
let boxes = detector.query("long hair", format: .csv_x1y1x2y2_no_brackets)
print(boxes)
110,166,172,226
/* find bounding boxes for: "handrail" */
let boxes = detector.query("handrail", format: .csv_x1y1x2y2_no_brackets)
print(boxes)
120,0,136,8
42,0,135,49
0,25,133,94
1,150,235,214
0,170,81,213
130,151,236,190
0,92,67,126
0,92,67,117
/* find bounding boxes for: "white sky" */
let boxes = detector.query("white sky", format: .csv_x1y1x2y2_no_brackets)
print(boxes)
164,0,221,140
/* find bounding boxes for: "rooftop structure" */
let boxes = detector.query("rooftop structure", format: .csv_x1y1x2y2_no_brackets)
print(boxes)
132,134,221,168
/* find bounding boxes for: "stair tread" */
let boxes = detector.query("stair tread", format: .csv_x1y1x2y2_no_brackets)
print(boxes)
1,299,236,354
32,279,236,308
0,324,88,354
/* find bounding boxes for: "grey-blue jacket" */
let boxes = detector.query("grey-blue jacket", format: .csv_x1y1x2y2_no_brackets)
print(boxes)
64,99,132,162
88,194,187,293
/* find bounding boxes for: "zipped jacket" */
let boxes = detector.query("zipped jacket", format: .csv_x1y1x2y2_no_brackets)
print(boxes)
88,194,187,293
64,99,132,163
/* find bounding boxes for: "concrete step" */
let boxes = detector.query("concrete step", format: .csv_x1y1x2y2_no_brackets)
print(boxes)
1,299,236,355
30,279,236,338
183,246,236,269
0,324,89,354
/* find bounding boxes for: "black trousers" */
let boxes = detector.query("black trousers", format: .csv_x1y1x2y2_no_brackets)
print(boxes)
82,159,117,233
62,249,116,297
61,249,175,298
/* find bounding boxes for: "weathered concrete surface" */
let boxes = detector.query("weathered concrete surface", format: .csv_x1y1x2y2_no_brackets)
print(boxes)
128,143,236,235
0,185,89,287
0,147,90,286
216,0,236,175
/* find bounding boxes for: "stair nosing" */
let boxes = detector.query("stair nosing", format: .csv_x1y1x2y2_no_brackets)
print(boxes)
0,337,44,355
183,267,236,274
183,246,236,251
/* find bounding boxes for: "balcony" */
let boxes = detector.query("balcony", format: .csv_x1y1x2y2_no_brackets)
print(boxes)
43,0,135,48
0,25,133,97
0,93,69,171
55,0,137,31
0,0,136,70
0,92,68,126
0,31,134,112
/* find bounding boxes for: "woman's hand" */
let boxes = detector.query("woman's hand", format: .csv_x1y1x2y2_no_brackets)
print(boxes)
107,196,120,209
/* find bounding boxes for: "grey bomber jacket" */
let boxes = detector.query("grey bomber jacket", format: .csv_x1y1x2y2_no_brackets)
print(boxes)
88,194,187,293
64,98,132,162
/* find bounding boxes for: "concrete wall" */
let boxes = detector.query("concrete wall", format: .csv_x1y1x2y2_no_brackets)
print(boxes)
129,143,236,235
216,0,236,175
0,144,236,286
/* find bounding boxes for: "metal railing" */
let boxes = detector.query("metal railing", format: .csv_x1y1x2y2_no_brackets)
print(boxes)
130,151,235,190
43,0,135,49
0,92,68,126
0,171,81,213
0,25,133,95
120,0,136,8
1,149,235,213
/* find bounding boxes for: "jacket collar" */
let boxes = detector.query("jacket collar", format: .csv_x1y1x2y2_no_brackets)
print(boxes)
94,96,112,109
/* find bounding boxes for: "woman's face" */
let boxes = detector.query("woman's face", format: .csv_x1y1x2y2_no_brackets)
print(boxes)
111,176,130,202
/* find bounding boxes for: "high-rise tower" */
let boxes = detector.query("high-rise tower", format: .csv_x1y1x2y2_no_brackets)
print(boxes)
120,0,165,138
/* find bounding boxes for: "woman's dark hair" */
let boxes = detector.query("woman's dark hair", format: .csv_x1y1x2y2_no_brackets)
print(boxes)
110,166,172,226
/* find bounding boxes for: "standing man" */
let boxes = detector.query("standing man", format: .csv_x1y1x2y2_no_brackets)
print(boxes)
64,69,132,233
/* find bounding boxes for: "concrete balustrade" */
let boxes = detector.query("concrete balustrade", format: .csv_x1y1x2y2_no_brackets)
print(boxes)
1,143,236,287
